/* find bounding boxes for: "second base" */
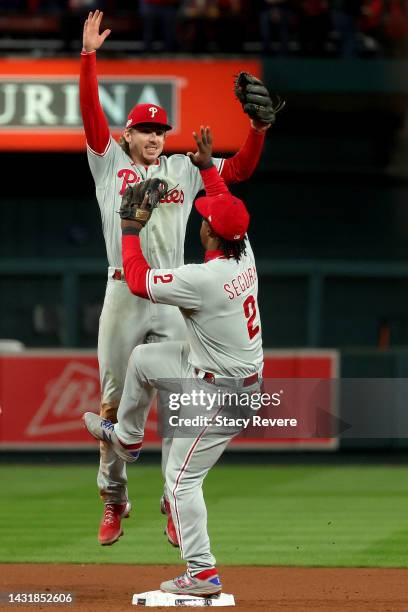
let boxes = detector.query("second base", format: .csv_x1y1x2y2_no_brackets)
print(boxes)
132,590,235,607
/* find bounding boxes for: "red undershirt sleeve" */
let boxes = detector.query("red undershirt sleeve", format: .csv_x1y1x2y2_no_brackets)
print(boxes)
200,165,230,196
220,127,265,184
80,51,111,155
122,234,150,299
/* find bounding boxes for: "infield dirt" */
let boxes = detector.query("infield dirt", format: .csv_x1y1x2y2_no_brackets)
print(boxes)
1,564,408,611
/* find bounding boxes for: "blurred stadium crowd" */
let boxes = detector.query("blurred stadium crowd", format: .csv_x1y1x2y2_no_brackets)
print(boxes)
0,0,406,56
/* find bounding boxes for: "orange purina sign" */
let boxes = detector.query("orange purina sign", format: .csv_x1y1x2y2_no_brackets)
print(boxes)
0,350,339,450
0,58,261,152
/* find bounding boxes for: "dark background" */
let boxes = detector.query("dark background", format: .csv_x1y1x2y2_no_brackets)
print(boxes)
2,62,408,350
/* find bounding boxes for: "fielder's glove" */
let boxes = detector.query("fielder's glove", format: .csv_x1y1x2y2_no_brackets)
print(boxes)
234,72,285,125
119,178,168,226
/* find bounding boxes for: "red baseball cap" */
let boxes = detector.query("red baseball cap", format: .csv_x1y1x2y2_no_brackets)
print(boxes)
125,103,173,131
195,193,250,241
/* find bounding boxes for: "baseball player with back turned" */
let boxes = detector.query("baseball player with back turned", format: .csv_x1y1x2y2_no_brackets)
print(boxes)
84,127,263,596
80,9,279,547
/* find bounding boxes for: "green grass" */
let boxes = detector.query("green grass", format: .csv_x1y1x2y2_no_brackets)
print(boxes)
1,464,408,567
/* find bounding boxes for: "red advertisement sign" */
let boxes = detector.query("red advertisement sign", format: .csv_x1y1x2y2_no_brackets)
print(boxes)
0,58,260,152
0,349,338,451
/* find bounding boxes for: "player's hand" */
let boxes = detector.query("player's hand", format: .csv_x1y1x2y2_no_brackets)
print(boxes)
121,193,149,231
251,118,272,132
187,126,213,169
119,179,167,227
83,10,111,52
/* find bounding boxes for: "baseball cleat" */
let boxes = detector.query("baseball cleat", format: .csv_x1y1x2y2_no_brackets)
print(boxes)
83,412,142,462
98,501,132,546
160,569,222,597
160,495,180,548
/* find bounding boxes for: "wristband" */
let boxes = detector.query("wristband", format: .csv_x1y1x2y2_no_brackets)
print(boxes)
122,226,141,236
198,160,214,170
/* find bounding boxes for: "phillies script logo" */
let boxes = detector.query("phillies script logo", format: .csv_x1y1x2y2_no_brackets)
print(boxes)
118,169,142,195
161,188,184,204
26,362,100,437
118,169,184,204
0,78,179,130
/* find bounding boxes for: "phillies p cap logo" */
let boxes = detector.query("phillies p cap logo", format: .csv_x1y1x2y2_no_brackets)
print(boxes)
126,103,173,131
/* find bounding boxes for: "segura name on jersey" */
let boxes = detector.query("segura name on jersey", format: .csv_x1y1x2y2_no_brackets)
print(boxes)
223,265,257,299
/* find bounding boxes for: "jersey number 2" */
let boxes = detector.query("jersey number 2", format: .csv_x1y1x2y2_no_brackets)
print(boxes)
243,295,260,340
153,274,173,284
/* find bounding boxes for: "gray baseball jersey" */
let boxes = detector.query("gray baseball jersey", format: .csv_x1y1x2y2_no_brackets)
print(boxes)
146,240,263,376
87,137,225,269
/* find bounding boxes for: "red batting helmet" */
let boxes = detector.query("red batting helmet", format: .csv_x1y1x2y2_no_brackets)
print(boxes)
195,193,250,241
125,103,173,131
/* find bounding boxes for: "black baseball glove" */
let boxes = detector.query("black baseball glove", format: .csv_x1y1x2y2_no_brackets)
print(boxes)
119,178,168,226
234,72,285,125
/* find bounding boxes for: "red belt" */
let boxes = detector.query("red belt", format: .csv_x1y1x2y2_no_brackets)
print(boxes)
194,369,259,387
112,269,126,281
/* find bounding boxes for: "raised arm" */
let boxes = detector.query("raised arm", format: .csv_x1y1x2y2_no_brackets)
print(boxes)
120,182,164,298
120,184,200,310
221,71,285,184
200,163,230,196
80,10,111,155
220,123,267,184
123,230,201,309
122,229,150,299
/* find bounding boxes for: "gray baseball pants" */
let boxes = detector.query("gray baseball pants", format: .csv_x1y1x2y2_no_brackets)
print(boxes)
114,340,259,572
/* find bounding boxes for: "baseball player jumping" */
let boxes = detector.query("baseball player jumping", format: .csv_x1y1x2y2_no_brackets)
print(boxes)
84,128,263,596
80,9,281,547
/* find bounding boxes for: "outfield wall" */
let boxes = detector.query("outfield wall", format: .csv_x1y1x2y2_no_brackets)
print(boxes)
2,348,408,453
0,349,338,452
